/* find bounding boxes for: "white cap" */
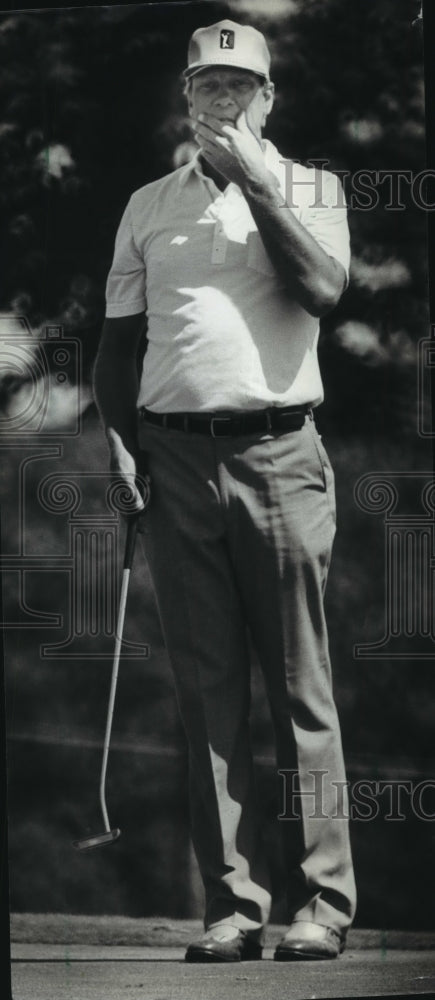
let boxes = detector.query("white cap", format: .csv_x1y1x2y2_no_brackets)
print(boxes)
184,19,271,82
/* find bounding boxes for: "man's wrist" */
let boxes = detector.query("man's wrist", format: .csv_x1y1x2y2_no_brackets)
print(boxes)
240,166,280,200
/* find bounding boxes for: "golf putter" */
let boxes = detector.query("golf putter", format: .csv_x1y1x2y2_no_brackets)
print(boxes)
73,514,139,850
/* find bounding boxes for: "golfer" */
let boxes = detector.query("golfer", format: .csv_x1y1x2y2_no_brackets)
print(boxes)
94,18,356,962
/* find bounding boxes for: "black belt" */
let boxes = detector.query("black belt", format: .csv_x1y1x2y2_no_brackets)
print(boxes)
138,404,312,438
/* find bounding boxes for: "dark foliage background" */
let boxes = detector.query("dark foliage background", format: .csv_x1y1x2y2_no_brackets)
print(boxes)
1,0,434,929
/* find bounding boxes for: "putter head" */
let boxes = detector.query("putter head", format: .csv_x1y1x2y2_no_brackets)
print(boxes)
73,828,121,851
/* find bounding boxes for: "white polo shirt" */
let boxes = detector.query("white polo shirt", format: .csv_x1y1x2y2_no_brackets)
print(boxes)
105,140,350,412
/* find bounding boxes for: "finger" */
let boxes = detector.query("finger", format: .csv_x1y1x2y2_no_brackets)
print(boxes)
197,113,228,135
193,123,230,147
220,123,239,138
124,475,151,531
193,121,226,147
195,136,229,161
195,115,237,144
193,119,217,141
192,126,215,150
111,472,146,514
136,472,151,509
236,109,248,128
235,108,262,146
129,485,148,513
215,135,232,150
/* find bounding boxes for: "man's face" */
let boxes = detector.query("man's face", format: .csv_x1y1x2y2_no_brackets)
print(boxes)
187,67,274,139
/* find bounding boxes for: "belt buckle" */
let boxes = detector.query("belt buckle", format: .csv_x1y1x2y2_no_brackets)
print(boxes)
210,416,232,438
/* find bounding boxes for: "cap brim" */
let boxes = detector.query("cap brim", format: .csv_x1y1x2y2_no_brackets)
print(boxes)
183,62,268,81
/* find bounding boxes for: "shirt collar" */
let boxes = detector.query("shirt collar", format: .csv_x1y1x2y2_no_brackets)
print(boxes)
178,148,205,188
177,138,284,194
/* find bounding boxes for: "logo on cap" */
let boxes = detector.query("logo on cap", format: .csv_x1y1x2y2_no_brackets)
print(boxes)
220,29,235,50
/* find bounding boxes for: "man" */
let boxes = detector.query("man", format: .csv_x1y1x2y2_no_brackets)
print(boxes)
94,18,356,962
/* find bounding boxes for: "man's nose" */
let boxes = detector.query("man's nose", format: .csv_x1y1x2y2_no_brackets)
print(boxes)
214,85,236,102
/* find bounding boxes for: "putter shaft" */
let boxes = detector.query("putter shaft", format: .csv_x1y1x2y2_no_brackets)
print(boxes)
74,517,139,850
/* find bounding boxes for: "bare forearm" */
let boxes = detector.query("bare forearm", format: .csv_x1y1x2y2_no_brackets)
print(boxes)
93,315,148,513
93,315,145,456
241,172,345,317
94,353,139,452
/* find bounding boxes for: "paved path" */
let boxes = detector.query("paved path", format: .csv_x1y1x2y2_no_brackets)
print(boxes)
11,944,435,999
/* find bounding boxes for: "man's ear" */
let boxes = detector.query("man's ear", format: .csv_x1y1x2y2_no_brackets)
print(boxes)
183,78,194,111
263,81,275,121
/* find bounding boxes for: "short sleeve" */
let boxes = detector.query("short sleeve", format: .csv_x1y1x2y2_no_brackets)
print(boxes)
301,170,351,283
105,198,146,318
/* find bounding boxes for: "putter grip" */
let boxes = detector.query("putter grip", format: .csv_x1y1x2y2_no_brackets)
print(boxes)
123,517,138,570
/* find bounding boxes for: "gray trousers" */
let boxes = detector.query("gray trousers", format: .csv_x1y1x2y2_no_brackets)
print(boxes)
137,414,356,940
